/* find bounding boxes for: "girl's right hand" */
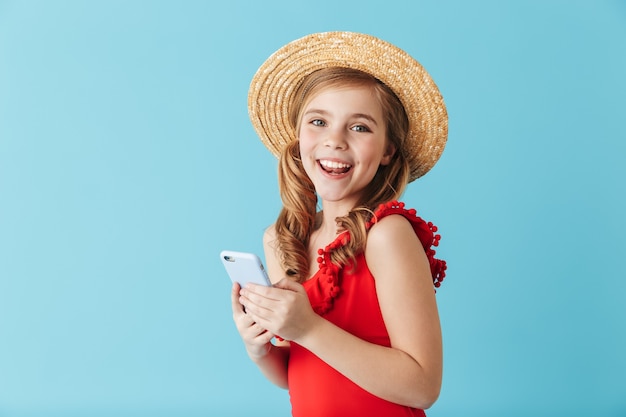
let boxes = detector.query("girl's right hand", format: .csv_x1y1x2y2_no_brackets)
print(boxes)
231,282,276,360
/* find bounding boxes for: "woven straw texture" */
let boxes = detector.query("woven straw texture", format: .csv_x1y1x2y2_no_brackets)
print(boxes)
248,31,448,181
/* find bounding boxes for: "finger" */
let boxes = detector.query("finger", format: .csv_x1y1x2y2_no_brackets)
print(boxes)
272,278,303,292
240,321,262,338
254,331,276,345
250,324,274,340
234,307,256,325
231,282,246,316
239,288,274,318
235,310,268,338
243,283,283,301
241,299,272,325
241,321,276,345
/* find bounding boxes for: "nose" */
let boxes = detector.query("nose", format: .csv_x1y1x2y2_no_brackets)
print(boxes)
323,128,347,149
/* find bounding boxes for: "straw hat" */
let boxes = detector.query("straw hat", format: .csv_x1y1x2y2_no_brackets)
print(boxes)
248,31,447,181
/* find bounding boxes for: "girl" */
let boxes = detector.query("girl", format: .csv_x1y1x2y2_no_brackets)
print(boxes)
231,32,448,417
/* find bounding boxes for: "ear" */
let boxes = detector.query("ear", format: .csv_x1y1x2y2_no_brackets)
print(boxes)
380,143,396,166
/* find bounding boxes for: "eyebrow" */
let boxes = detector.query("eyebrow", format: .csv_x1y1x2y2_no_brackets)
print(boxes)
303,109,379,126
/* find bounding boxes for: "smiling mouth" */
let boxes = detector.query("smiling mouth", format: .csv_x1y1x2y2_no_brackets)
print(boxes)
319,159,352,175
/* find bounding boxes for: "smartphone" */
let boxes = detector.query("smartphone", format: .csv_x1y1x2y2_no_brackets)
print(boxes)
220,250,271,287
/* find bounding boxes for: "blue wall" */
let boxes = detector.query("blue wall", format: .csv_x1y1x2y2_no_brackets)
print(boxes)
1,1,624,416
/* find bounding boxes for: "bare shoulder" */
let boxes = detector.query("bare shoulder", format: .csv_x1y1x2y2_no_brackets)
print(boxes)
263,223,277,243
262,223,284,285
365,213,429,282
366,214,422,253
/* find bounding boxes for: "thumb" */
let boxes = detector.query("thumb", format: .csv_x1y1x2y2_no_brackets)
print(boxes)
273,277,303,292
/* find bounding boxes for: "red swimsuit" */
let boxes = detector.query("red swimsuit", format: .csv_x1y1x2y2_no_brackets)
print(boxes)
287,201,446,417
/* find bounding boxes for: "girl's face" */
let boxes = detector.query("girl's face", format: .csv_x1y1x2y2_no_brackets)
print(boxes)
298,85,396,208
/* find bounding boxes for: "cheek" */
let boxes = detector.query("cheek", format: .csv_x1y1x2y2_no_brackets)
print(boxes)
298,138,317,174
362,144,387,166
298,132,315,157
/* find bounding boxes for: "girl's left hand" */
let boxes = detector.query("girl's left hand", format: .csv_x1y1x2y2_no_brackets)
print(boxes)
239,278,318,342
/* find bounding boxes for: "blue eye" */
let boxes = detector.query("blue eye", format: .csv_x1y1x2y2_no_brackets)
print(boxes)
352,125,370,132
311,119,326,126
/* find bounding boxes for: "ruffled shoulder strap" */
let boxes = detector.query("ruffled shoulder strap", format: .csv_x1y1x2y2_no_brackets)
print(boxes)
306,236,345,316
367,201,447,289
305,201,447,316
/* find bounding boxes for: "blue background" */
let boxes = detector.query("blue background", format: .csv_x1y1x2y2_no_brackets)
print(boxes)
1,1,625,416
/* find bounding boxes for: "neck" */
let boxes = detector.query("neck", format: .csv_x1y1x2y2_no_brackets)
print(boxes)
317,200,355,232
322,200,356,221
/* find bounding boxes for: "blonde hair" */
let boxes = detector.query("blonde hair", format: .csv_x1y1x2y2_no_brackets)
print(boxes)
274,67,410,281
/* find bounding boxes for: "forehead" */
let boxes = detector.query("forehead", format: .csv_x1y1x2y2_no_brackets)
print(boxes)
303,84,383,115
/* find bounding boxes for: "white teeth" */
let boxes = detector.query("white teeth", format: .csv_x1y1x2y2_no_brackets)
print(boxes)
319,159,351,169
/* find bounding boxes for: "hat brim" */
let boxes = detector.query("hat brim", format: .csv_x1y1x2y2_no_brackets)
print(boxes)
248,31,448,181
